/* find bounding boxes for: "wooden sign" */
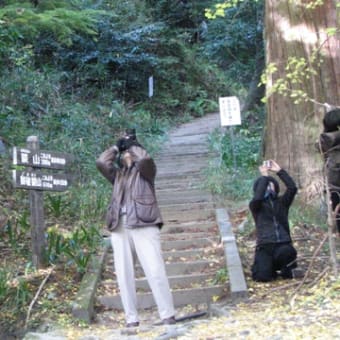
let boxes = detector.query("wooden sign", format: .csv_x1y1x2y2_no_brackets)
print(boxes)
219,96,241,126
12,147,73,170
12,136,74,268
12,170,70,192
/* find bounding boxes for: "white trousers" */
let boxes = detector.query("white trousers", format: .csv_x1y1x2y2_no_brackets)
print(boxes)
111,216,175,323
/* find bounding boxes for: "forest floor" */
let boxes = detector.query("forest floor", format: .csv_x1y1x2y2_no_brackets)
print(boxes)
20,205,340,340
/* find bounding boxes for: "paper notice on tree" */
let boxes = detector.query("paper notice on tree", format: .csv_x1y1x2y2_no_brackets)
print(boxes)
219,96,241,126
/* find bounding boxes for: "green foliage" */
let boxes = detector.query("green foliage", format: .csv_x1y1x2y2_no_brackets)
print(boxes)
0,269,32,312
46,224,102,273
219,130,261,169
288,0,324,10
213,268,228,285
202,0,264,88
0,3,100,44
260,52,323,105
209,115,263,170
204,163,258,200
205,0,245,19
204,108,264,200
46,194,69,219
289,199,328,230
46,227,68,263
1,210,30,254
0,269,11,306
14,277,31,310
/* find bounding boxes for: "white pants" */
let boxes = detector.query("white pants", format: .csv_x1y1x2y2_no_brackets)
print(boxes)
111,216,175,323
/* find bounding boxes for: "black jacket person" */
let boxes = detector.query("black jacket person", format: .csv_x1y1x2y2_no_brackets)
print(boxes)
249,160,298,282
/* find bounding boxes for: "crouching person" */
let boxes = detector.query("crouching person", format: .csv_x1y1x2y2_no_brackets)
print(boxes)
249,160,299,282
96,129,176,327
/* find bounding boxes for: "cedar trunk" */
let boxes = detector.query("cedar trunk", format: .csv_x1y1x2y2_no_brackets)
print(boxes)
264,0,340,196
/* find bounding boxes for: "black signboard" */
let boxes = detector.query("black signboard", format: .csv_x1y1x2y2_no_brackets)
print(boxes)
12,147,73,170
12,170,71,192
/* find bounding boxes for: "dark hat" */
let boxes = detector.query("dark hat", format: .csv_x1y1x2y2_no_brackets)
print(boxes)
253,176,280,194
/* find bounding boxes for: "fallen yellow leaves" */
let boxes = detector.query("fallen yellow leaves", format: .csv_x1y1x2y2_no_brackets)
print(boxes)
177,276,340,340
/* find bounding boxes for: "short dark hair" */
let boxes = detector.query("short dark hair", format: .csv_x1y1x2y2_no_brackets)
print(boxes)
125,128,136,139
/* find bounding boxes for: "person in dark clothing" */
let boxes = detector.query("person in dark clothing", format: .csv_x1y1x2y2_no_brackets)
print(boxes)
249,160,298,282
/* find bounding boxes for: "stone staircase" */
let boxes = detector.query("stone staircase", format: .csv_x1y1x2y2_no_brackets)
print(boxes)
96,113,227,315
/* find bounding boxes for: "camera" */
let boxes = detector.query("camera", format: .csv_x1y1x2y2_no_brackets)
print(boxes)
263,160,272,168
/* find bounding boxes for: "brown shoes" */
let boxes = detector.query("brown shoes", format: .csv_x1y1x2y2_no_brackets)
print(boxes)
162,316,176,325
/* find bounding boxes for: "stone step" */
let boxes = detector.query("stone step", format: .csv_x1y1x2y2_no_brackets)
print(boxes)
154,142,210,151
156,181,207,189
161,221,218,233
155,260,222,277
97,285,226,310
105,257,223,277
160,202,215,213
155,155,211,167
156,158,211,168
168,114,221,137
156,186,204,193
103,246,223,265
155,181,202,192
161,231,216,241
162,208,216,223
155,152,213,161
155,148,213,157
164,136,210,146
101,273,217,291
163,247,224,262
157,159,209,168
158,196,212,206
168,127,218,139
155,172,204,182
156,187,212,198
157,173,203,181
161,237,220,251
157,169,207,177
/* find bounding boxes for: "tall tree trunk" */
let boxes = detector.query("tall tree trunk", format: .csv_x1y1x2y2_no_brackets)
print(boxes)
264,0,340,196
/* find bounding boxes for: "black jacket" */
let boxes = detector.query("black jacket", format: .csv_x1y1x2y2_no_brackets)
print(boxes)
249,169,298,246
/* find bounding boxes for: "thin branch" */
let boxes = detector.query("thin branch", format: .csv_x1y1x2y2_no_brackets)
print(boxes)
307,265,330,288
290,233,328,303
24,266,54,330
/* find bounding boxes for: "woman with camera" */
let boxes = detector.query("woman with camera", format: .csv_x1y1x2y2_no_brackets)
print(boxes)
249,160,299,282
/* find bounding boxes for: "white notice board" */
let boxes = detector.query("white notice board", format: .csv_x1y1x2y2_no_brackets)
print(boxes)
219,96,241,126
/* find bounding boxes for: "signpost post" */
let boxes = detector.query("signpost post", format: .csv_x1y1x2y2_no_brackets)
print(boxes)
219,96,242,170
148,75,154,98
12,136,73,269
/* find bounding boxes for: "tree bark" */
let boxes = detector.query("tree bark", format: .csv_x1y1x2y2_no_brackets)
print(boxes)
264,0,340,196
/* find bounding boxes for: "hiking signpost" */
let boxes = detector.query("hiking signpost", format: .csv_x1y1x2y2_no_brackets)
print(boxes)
219,96,241,169
12,136,73,268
